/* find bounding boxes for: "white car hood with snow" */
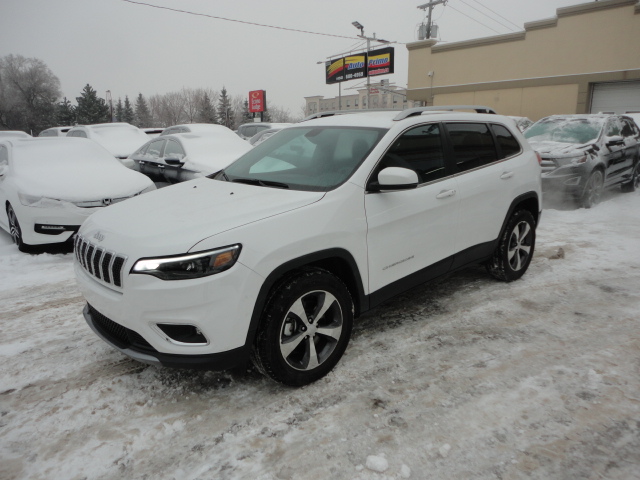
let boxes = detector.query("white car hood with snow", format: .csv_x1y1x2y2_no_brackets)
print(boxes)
79,178,325,255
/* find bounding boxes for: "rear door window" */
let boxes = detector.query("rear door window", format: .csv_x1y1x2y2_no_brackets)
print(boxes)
491,124,521,159
445,123,499,172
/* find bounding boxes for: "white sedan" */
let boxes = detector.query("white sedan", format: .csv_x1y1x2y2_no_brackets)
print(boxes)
67,123,150,168
0,137,156,251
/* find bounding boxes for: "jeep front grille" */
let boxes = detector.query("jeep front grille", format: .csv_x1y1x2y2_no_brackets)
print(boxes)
74,235,127,288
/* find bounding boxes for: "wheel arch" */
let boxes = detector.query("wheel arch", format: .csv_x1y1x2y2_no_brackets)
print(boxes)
244,248,367,348
495,192,540,250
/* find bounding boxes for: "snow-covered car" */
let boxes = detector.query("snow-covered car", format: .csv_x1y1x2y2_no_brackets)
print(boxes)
130,133,252,183
74,106,542,386
38,126,72,137
508,116,533,132
524,114,640,208
248,127,289,146
66,123,149,168
0,131,32,139
0,137,155,252
160,123,238,139
141,127,164,138
236,122,292,140
625,112,640,130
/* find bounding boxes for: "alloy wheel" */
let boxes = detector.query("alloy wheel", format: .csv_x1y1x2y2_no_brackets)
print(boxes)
279,290,343,371
507,220,533,272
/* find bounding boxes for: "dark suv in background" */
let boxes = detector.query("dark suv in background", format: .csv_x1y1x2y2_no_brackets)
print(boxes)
525,114,640,208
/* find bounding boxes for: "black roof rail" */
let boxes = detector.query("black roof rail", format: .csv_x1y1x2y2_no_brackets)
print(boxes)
301,109,403,122
393,105,497,121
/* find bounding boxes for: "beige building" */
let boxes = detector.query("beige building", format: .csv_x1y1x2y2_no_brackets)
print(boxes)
406,0,640,121
304,84,422,116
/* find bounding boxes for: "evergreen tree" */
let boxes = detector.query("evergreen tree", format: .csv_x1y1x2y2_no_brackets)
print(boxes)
123,96,135,124
75,84,110,124
217,87,234,130
241,99,253,124
56,97,76,126
197,92,217,124
115,98,123,122
134,93,152,127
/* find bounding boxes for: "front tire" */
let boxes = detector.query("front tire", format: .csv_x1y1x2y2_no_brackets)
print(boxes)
487,210,536,282
252,268,353,386
580,170,604,208
7,204,30,253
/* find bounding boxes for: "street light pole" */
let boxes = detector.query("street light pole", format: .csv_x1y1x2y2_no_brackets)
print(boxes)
352,21,391,110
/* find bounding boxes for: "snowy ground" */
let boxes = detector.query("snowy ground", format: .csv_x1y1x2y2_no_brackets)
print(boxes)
1,191,640,480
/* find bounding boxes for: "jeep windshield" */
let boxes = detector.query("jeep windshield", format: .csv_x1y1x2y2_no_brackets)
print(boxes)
215,126,387,192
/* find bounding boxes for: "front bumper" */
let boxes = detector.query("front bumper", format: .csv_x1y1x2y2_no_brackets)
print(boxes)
541,165,590,197
83,304,250,369
17,203,99,245
74,258,264,367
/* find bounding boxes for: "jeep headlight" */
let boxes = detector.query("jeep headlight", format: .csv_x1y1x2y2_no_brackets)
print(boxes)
131,245,241,280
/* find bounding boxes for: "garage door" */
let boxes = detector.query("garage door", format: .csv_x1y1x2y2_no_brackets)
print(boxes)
590,81,640,114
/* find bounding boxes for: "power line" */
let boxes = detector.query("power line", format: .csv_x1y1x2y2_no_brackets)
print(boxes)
458,0,517,32
446,4,503,35
469,0,522,30
121,0,360,40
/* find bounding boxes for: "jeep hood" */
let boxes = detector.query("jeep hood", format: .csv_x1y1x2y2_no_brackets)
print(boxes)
79,178,325,255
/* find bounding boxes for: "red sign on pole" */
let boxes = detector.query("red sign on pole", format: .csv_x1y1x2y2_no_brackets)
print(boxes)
249,90,266,113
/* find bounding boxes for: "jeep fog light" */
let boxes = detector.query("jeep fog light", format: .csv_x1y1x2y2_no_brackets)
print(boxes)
156,324,208,345
131,244,241,280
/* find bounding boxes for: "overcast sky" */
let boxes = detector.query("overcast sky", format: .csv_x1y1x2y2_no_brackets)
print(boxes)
1,0,584,118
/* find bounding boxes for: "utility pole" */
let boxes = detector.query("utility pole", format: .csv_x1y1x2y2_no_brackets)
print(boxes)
352,21,391,110
417,0,447,39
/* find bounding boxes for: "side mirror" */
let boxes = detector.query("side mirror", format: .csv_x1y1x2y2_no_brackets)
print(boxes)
606,135,624,148
165,157,184,167
370,167,419,192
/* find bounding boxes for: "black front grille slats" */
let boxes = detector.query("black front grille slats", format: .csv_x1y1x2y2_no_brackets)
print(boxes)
74,235,127,289
88,304,155,352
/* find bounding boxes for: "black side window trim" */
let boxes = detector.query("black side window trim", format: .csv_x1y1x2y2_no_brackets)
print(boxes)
490,123,523,160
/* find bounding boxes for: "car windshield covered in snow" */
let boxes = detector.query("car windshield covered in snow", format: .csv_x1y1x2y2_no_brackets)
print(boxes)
524,117,605,144
12,139,119,173
218,126,386,191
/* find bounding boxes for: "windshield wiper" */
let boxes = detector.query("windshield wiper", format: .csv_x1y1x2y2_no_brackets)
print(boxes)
231,178,289,189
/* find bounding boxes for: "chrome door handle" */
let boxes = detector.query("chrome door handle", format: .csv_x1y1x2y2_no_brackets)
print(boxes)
436,189,456,199
500,171,514,179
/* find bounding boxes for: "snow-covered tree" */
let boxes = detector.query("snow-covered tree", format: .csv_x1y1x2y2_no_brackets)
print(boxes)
0,54,61,133
56,97,76,126
134,93,152,127
217,87,234,130
115,98,123,122
197,92,217,124
75,84,109,124
123,96,134,124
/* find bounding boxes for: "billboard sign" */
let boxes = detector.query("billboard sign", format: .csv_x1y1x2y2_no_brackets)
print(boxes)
249,90,266,113
324,47,395,84
343,54,367,82
367,47,395,77
325,58,345,84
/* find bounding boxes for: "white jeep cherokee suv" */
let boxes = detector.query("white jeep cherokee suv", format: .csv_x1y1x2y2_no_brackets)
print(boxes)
74,107,542,386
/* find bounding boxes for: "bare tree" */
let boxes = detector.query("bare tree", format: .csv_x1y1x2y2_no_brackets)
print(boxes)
0,54,61,133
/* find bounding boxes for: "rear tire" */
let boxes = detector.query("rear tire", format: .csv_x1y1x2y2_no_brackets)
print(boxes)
252,268,353,386
486,210,536,282
621,162,640,193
